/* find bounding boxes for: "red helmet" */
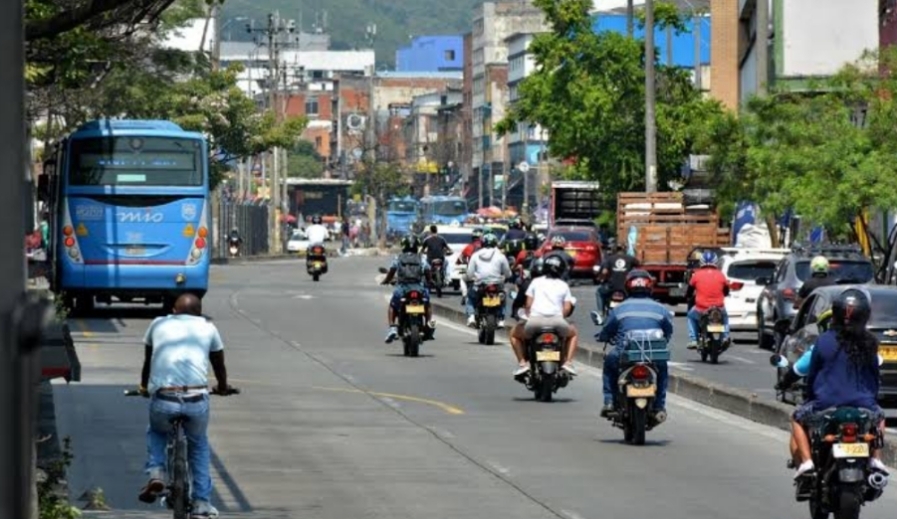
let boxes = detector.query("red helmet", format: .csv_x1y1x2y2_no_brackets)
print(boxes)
624,269,654,295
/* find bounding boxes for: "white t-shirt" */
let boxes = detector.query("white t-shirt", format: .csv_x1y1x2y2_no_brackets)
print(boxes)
305,224,329,245
525,276,573,318
144,314,224,393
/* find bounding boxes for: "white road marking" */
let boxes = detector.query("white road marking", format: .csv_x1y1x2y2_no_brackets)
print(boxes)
729,355,756,365
487,461,511,475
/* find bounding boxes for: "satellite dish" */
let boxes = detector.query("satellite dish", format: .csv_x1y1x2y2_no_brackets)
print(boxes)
518,162,530,173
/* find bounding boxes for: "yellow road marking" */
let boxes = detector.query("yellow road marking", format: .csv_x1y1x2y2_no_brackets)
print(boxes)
72,319,95,337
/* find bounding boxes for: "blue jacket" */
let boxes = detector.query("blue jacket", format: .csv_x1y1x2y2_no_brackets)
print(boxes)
596,295,674,345
805,330,880,412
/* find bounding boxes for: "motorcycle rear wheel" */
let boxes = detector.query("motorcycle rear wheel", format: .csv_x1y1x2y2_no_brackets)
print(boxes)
630,406,647,445
833,484,863,519
405,324,421,357
483,314,497,345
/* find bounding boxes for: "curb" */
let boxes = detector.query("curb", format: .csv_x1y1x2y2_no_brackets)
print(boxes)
430,300,897,465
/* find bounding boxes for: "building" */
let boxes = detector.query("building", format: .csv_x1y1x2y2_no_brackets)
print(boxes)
470,2,548,207
396,35,464,72
461,32,474,189
403,88,464,196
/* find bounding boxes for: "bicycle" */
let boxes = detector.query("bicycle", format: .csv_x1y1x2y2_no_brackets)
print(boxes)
125,386,240,519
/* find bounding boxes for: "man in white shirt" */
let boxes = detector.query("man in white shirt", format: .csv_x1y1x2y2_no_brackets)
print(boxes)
137,294,233,519
509,255,579,377
305,214,330,245
465,233,512,327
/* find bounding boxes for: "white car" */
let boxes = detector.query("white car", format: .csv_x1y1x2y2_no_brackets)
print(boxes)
720,247,789,331
286,229,311,255
434,226,474,291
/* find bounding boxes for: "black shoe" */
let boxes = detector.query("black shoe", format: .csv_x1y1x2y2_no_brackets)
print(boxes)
600,404,614,418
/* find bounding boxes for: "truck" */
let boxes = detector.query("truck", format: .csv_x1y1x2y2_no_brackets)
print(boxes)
286,178,354,221
617,192,730,304
549,181,602,228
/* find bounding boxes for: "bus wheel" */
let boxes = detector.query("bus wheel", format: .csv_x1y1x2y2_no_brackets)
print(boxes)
74,296,94,316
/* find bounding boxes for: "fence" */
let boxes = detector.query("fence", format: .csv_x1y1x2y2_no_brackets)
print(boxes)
213,198,270,260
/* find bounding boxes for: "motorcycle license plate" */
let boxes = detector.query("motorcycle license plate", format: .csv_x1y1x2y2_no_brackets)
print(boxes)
626,385,656,397
707,324,725,333
405,305,425,314
483,296,501,307
832,443,870,458
536,350,561,362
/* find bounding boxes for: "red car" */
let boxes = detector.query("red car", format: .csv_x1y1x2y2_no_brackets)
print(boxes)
537,227,603,279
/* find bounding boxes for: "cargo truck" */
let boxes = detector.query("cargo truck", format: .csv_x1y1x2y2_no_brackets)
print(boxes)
549,181,602,228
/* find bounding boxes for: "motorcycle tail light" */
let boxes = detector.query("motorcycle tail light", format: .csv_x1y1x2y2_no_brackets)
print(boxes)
841,423,858,443
486,284,498,293
631,365,650,380
409,291,419,299
538,333,557,344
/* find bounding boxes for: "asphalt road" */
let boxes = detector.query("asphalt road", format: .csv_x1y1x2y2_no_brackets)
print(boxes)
55,257,897,519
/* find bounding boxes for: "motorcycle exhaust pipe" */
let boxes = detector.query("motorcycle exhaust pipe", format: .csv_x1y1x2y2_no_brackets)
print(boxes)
869,471,889,490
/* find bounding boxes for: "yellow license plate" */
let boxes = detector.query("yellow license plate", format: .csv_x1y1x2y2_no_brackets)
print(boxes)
535,350,561,362
483,296,501,307
706,324,725,333
626,385,656,397
832,443,870,458
405,305,425,314
881,346,897,361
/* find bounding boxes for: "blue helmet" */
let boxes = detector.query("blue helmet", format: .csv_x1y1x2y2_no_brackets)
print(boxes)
700,250,719,267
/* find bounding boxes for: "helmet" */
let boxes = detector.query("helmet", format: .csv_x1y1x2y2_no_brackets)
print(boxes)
550,235,566,249
482,233,498,248
816,308,834,333
832,288,871,328
700,250,719,267
311,215,322,225
531,258,545,278
400,234,420,252
624,269,655,296
544,255,565,278
524,234,539,251
472,228,484,241
810,255,830,274
510,218,522,230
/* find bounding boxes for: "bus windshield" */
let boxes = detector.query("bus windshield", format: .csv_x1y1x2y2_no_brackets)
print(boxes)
68,136,203,187
389,201,417,212
430,200,467,216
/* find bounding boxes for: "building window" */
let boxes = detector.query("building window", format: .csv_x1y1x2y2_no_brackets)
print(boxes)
305,97,319,116
315,136,322,150
445,49,456,61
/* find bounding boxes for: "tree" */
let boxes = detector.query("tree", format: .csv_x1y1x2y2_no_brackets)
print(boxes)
496,0,724,195
287,140,326,178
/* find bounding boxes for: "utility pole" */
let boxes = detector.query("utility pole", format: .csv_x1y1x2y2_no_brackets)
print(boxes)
211,3,222,72
756,0,769,96
626,0,634,37
644,0,658,193
693,10,702,91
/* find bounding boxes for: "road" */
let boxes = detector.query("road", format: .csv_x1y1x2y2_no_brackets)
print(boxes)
54,257,897,518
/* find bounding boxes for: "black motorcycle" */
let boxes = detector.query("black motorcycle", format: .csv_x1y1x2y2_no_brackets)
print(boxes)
396,287,428,357
475,283,505,345
696,306,729,363
428,257,445,298
604,331,670,445
306,244,328,282
520,324,572,402
228,237,240,258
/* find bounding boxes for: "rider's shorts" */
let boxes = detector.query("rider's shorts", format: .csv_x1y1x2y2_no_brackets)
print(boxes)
793,402,884,425
524,315,570,339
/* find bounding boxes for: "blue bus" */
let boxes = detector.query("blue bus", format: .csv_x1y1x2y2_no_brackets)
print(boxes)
386,197,419,237
40,119,211,312
419,195,468,226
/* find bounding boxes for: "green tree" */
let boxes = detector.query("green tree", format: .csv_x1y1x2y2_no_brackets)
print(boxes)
496,0,724,195
287,140,325,178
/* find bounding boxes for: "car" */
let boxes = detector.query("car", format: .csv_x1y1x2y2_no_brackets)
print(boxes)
286,229,311,255
756,244,875,350
718,248,789,332
437,226,475,291
774,284,897,408
537,226,603,280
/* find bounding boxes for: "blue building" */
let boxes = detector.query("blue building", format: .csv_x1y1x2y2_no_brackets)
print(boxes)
592,13,711,68
396,35,464,72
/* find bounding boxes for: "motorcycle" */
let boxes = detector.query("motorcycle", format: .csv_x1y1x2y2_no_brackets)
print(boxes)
518,316,572,402
697,306,729,364
604,330,670,445
228,238,240,257
428,257,445,298
396,287,428,357
475,283,505,345
306,244,328,282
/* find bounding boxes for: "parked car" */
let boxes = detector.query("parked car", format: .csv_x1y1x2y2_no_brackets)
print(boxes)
774,284,897,408
755,244,874,349
286,229,311,255
537,226,603,280
718,248,789,332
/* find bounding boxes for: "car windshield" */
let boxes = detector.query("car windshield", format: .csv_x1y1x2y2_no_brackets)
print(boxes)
431,201,467,216
796,260,875,283
442,233,473,245
871,294,897,327
290,231,307,240
388,201,417,212
726,260,779,280
554,231,594,242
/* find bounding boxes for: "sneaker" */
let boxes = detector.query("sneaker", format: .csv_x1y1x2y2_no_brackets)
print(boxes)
428,320,437,329
793,460,816,480
687,341,698,350
191,500,219,518
384,326,398,344
467,315,476,328
138,478,165,504
514,365,529,377
590,311,604,326
871,458,890,474
600,404,614,418
498,319,506,327
561,363,577,376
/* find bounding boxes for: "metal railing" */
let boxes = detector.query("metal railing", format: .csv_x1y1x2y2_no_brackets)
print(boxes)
213,199,270,259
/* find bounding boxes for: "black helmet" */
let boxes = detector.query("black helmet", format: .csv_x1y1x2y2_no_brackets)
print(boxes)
832,288,871,328
531,258,545,278
544,255,565,278
624,269,655,296
311,215,322,224
524,234,539,251
482,233,498,248
400,234,420,252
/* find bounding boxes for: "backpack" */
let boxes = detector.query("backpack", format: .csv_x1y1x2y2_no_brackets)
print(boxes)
397,252,423,284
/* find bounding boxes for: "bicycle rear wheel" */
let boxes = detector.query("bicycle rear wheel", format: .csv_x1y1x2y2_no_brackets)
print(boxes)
170,423,189,519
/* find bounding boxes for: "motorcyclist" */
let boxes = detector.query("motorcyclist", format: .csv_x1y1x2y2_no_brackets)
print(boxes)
596,270,673,422
509,255,579,378
685,250,730,349
228,227,242,247
511,258,544,320
420,225,452,281
593,241,640,325
504,218,527,241
458,228,484,264
381,234,435,343
787,288,888,479
795,255,835,308
305,215,330,246
465,233,512,328
543,235,575,280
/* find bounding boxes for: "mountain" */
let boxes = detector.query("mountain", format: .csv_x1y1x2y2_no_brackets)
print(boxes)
220,0,483,67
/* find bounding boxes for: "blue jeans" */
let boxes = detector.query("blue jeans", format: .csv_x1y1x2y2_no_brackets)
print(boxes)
687,307,729,341
603,346,669,411
146,394,212,503
595,284,610,313
390,283,429,311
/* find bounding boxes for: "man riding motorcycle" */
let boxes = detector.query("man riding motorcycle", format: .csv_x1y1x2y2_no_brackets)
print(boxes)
305,214,330,246
420,225,452,281
504,218,527,241
465,233,512,328
686,250,730,349
459,228,485,264
382,235,436,343
509,255,579,378
543,235,575,281
787,288,888,479
593,241,640,325
596,270,673,421
795,255,835,308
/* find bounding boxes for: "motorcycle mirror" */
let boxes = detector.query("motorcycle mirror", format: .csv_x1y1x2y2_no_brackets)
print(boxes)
378,267,388,274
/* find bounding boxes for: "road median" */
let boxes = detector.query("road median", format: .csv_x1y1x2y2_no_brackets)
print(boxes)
430,298,897,465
